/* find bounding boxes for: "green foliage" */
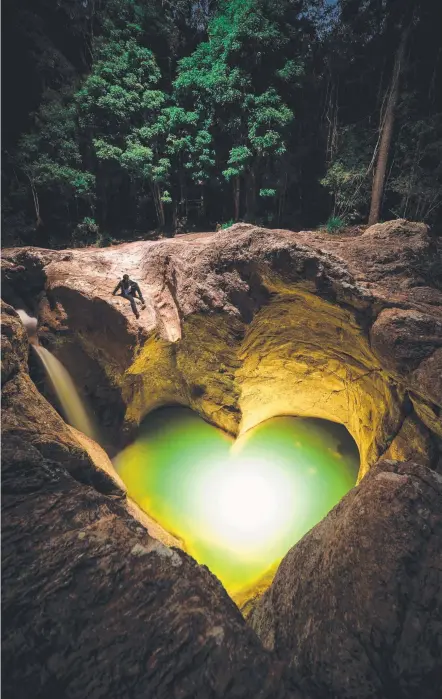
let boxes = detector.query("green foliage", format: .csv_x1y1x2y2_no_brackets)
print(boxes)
76,35,162,134
72,217,100,247
174,0,297,220
221,219,235,229
223,147,252,180
320,125,375,222
387,113,442,222
322,109,442,227
6,87,95,243
325,215,346,232
160,190,173,204
3,0,441,243
276,60,304,82
16,90,96,200
77,27,172,222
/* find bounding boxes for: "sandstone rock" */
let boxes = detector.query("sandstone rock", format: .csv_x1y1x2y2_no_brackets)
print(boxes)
370,308,442,402
2,219,441,475
249,459,442,699
2,221,442,698
1,300,28,383
1,304,125,497
382,413,435,467
1,304,183,546
0,300,303,698
1,434,303,699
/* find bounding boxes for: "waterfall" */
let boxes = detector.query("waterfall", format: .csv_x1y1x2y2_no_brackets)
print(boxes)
17,309,97,441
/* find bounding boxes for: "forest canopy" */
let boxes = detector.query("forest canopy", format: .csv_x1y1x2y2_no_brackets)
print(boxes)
2,0,441,247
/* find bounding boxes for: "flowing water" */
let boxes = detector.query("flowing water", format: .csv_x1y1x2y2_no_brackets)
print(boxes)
17,310,97,441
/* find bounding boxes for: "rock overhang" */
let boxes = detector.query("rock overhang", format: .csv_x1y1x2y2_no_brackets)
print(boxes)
2,220,441,477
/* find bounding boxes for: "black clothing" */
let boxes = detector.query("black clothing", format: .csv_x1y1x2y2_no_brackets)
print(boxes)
112,278,144,317
113,278,144,299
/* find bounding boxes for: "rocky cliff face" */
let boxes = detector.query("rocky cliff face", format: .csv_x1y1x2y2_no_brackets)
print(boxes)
2,220,442,474
2,220,442,698
1,304,305,699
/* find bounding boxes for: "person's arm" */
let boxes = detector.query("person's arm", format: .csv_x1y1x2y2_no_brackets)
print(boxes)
112,281,121,295
133,282,144,302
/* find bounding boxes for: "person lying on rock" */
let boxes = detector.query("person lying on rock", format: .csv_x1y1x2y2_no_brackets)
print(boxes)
112,274,146,319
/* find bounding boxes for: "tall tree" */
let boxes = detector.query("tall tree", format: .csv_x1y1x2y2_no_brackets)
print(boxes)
368,11,411,225
2,0,441,244
174,0,302,222
76,25,171,229
321,0,442,228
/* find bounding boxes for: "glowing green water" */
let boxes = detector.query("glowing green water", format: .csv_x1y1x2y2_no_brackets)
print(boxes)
114,407,359,594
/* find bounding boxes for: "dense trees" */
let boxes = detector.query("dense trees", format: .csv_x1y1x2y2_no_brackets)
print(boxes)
2,0,441,247
321,0,442,227
173,0,305,223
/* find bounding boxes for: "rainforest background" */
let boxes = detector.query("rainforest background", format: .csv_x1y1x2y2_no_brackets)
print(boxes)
2,0,441,247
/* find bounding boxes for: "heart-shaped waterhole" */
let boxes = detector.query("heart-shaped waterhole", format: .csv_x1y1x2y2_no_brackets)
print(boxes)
115,408,359,596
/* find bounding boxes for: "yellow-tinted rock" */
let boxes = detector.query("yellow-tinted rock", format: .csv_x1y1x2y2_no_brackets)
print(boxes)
2,220,441,481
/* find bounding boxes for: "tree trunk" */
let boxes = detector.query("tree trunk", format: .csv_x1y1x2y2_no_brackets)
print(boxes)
325,80,339,164
245,168,257,222
100,173,108,229
152,183,165,229
158,189,165,229
199,185,205,220
368,24,410,225
178,169,185,222
233,178,240,221
278,171,288,226
151,183,160,227
27,176,43,229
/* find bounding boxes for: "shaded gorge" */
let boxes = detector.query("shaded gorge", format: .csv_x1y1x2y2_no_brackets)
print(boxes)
114,407,359,595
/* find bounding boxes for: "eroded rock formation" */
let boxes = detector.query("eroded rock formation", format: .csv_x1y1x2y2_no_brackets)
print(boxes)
2,220,442,475
249,459,442,699
2,220,442,698
1,301,181,548
1,304,305,699
1,301,124,496
2,433,305,699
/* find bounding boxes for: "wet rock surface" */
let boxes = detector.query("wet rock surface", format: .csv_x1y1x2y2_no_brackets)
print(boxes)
1,302,125,496
249,459,442,699
0,305,183,545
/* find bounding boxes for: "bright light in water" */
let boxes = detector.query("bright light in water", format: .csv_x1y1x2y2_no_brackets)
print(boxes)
114,408,359,595
197,458,297,554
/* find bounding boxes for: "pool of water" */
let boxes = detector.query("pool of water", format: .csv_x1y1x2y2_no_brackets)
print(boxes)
114,407,359,594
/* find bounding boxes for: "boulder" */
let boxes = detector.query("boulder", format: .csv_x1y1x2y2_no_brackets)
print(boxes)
249,459,442,699
1,434,302,699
